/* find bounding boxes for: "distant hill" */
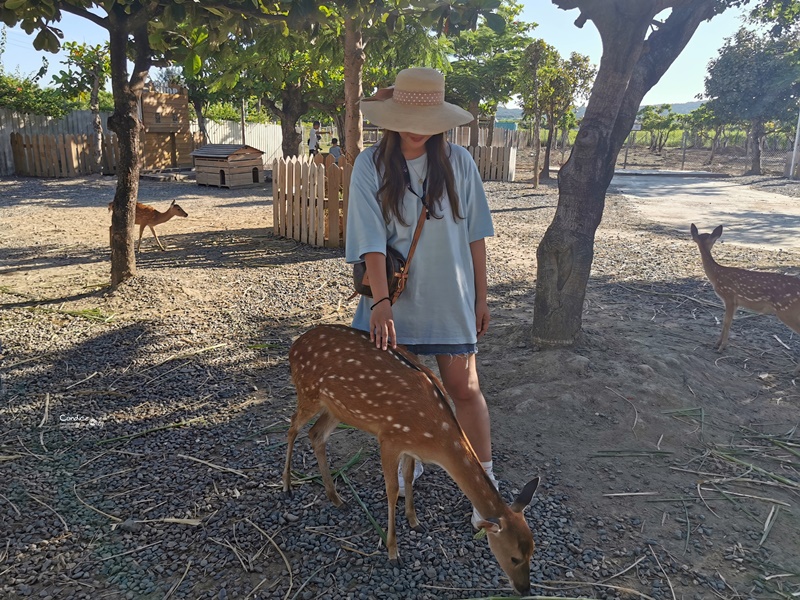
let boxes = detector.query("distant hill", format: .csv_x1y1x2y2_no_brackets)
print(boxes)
496,106,523,120
496,100,705,121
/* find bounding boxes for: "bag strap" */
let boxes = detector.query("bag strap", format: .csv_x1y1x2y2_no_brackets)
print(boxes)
390,205,427,304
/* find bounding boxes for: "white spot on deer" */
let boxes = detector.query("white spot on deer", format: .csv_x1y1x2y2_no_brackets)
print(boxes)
402,426,410,432
386,416,393,421
393,423,402,429
441,422,450,431
418,411,425,417
423,432,433,438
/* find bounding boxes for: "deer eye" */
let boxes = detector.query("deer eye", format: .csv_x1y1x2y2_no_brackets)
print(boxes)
511,557,522,566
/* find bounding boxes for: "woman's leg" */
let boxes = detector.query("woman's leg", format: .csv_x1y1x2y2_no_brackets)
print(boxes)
435,353,492,463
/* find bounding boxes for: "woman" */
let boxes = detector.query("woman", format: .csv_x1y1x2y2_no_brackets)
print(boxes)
345,67,496,529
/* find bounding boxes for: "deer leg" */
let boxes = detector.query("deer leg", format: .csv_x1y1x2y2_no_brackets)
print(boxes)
307,410,344,507
379,444,402,564
717,302,736,352
150,226,166,251
282,399,321,496
137,225,146,252
775,310,800,372
401,456,423,532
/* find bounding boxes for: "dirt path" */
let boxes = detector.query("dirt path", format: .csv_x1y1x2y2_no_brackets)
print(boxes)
612,174,800,250
1,168,799,599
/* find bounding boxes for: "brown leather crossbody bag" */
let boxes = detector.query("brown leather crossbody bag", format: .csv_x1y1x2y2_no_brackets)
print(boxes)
351,206,427,304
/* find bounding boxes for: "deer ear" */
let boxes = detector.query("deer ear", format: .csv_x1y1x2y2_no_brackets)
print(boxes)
690,223,698,238
511,477,540,513
712,225,723,240
477,518,502,534
170,199,176,206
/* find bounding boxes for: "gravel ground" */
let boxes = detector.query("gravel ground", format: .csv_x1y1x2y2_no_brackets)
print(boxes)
1,169,799,600
740,174,800,198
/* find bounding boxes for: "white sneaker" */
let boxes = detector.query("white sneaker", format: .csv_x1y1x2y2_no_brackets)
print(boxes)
471,475,500,529
397,459,424,497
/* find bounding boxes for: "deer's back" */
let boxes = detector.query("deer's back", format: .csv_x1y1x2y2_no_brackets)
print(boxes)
107,201,158,225
289,325,460,441
133,203,159,224
710,264,800,311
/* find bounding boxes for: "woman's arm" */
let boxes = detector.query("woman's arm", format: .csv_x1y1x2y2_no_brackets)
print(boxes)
470,238,490,338
364,252,397,350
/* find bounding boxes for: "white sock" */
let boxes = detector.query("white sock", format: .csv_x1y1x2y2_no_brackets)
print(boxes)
481,460,496,483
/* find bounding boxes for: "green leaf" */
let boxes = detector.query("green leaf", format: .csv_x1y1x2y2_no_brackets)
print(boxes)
4,0,30,10
483,12,506,34
184,51,202,76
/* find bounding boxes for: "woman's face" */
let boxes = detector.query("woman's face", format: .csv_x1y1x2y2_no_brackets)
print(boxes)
397,132,432,158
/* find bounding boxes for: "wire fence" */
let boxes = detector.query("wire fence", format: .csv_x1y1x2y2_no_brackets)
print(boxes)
542,128,796,176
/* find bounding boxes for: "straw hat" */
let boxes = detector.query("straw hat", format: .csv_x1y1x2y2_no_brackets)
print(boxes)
360,67,474,136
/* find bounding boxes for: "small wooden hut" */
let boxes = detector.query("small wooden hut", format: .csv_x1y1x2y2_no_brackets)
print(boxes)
191,144,264,188
140,84,194,170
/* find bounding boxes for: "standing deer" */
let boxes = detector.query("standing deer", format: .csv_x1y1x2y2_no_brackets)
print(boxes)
691,224,800,352
108,199,188,252
283,324,539,595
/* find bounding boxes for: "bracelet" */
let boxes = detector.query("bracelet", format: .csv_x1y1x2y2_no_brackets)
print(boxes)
370,296,391,310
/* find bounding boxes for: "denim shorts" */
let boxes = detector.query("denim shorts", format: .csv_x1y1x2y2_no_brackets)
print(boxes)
402,343,477,356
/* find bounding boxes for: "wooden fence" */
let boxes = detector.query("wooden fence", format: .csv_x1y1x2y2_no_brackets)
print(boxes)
467,146,516,182
272,155,351,248
10,132,120,177
272,146,514,248
449,126,531,149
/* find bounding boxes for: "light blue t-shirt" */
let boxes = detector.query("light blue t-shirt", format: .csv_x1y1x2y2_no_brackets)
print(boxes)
345,144,494,345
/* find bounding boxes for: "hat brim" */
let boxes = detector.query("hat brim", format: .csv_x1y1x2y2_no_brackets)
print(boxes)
360,99,474,135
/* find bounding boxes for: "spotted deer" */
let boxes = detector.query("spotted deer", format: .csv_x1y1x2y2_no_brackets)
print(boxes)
691,224,800,353
108,199,188,252
283,324,539,595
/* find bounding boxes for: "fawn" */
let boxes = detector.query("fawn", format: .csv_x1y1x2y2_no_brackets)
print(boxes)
283,324,540,595
107,199,188,252
691,224,800,352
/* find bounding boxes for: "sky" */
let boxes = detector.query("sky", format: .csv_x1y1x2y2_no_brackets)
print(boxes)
2,1,750,107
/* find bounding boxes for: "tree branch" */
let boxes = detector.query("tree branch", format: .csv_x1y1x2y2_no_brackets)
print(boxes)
263,97,284,121
60,4,108,29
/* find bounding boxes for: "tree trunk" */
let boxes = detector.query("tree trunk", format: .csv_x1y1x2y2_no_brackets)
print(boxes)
533,0,717,346
531,110,541,188
335,112,346,153
540,112,555,180
279,85,308,158
90,71,103,174
192,96,209,145
107,22,149,287
468,98,480,148
707,126,723,165
487,113,496,147
343,17,365,162
745,118,764,175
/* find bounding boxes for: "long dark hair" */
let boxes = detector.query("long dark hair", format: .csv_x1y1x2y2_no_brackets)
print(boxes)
372,131,463,227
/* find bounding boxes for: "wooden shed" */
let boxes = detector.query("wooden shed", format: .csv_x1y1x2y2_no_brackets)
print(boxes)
140,84,194,170
191,144,265,188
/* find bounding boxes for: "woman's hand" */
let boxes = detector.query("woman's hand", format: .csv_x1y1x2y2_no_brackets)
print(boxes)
476,299,490,339
362,252,396,351
370,299,397,350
